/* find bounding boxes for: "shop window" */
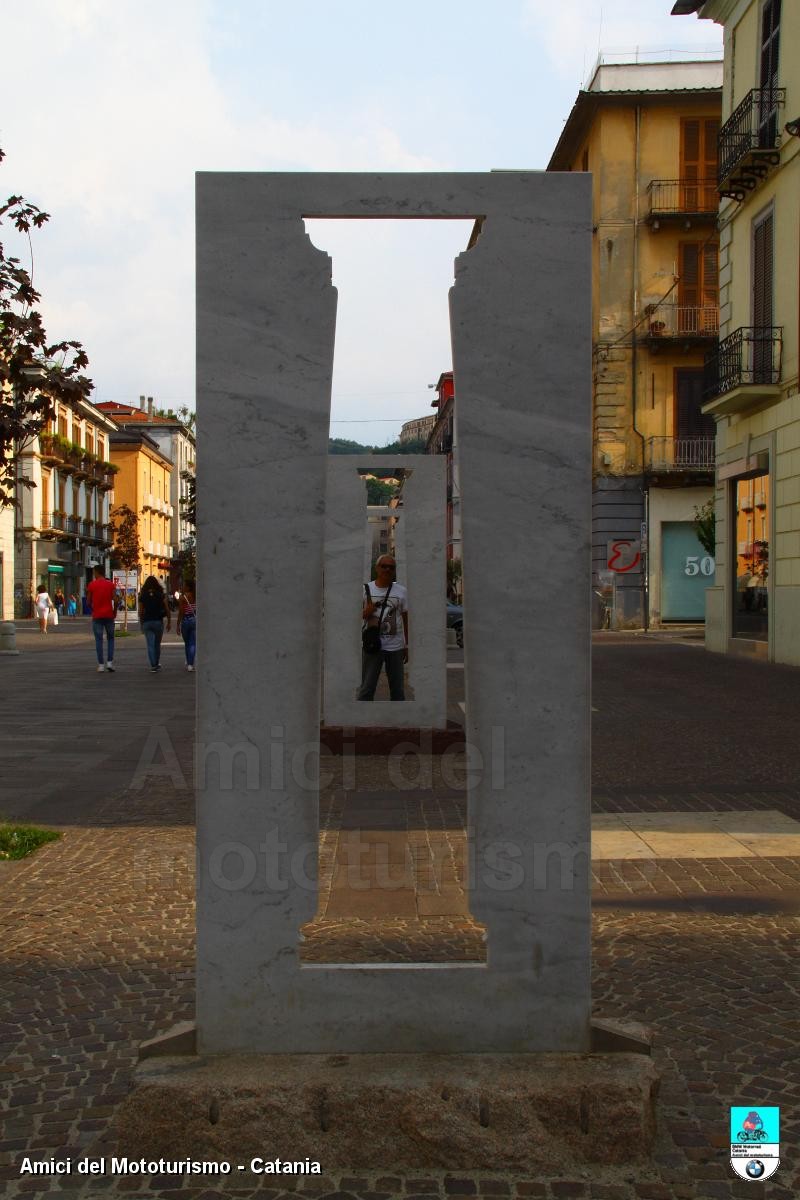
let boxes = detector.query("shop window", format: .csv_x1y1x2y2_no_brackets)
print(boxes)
733,475,769,641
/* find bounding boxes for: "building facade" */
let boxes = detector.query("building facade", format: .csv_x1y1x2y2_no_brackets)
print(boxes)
108,428,174,591
0,494,14,620
13,400,118,616
549,58,723,628
399,414,436,445
674,0,800,664
97,398,196,588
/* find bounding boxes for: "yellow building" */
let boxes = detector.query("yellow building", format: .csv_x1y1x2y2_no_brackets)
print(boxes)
109,428,174,590
674,0,799,663
549,57,723,628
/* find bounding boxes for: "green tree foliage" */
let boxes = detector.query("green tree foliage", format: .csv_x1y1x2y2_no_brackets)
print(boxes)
110,503,140,630
1,147,93,508
328,436,428,456
365,477,397,505
328,436,368,454
693,499,716,557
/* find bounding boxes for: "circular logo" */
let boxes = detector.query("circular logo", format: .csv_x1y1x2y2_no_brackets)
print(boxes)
746,1160,765,1179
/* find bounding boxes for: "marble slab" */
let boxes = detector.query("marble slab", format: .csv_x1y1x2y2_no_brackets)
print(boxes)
196,171,592,1053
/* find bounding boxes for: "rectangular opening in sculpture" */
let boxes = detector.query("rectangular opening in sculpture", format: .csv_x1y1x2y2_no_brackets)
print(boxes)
295,218,484,962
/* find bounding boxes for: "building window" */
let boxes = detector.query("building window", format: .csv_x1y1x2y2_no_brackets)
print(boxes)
675,369,715,439
680,117,719,210
678,242,719,329
752,206,775,383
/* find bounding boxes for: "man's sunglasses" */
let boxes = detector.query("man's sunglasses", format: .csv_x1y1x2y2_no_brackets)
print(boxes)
377,563,396,570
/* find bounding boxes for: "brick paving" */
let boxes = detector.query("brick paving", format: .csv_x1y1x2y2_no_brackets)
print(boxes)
1,633,799,1197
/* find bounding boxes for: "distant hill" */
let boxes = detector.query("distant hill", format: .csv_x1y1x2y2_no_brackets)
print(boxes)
328,437,427,455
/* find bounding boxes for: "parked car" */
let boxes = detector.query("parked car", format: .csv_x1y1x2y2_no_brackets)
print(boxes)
446,602,463,648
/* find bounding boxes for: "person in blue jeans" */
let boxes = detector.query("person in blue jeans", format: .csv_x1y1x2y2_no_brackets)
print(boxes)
86,566,119,672
138,575,171,671
177,585,197,672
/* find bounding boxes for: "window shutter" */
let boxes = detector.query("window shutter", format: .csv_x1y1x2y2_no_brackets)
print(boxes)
681,120,700,210
702,242,719,309
676,369,714,439
753,212,773,328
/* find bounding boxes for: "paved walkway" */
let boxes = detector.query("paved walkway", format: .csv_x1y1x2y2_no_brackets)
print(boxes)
1,630,799,1198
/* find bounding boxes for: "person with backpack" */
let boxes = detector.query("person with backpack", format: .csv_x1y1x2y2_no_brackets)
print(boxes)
138,575,171,672
357,555,409,701
177,585,197,672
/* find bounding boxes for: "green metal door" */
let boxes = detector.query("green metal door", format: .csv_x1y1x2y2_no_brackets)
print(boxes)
661,521,715,621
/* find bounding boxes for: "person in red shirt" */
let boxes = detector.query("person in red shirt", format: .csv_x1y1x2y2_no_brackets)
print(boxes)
86,565,119,673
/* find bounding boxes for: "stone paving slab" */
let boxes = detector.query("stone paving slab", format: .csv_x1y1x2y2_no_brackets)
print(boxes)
2,635,800,1197
1,814,798,1198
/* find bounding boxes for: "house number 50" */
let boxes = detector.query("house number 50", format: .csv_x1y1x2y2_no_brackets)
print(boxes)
685,555,715,577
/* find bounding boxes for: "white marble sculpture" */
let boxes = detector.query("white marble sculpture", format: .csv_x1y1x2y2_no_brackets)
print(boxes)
196,172,592,1052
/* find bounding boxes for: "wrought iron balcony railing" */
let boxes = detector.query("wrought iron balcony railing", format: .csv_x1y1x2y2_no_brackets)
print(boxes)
644,303,719,339
703,327,782,400
718,88,785,198
646,178,718,220
645,436,716,473
41,511,67,532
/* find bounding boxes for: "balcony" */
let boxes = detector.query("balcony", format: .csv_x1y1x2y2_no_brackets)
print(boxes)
645,179,718,227
703,327,782,412
718,88,785,200
38,433,63,466
645,436,716,475
40,511,68,534
643,303,719,345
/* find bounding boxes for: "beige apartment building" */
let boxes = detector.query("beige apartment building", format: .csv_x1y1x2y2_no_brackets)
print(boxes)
674,0,800,663
549,56,723,628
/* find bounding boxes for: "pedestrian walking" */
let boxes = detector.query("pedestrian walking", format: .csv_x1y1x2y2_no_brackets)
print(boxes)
54,588,65,617
86,565,119,672
67,593,78,618
34,585,54,634
358,555,409,702
138,575,171,672
177,585,197,672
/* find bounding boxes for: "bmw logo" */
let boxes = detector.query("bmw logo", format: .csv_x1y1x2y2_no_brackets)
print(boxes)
746,1160,765,1179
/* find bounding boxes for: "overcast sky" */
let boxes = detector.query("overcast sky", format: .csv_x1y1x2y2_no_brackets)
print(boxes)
1,1,719,446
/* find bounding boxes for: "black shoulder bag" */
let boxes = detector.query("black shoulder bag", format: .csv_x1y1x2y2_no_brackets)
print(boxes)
362,582,392,654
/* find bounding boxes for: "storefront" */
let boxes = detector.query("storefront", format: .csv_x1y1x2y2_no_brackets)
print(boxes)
647,486,715,626
661,521,716,620
732,474,769,643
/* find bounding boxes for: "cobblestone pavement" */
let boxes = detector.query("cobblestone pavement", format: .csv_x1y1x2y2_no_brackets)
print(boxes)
1,636,799,1198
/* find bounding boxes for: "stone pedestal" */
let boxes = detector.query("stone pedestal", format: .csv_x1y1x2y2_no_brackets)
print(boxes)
110,1046,658,1170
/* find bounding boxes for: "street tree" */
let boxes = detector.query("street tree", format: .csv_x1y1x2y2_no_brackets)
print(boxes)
110,503,140,630
693,499,715,558
1,147,93,509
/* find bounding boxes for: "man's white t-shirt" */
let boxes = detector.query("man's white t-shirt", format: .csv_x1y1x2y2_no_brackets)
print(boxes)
365,581,408,651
